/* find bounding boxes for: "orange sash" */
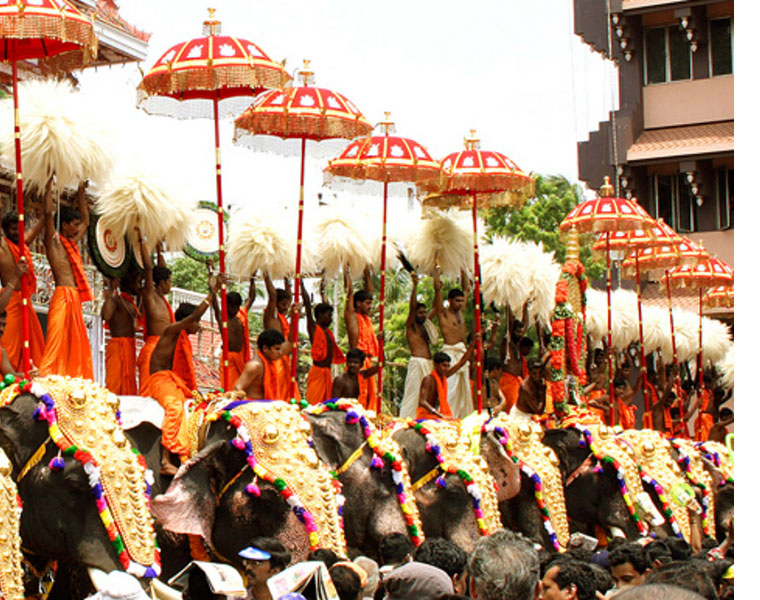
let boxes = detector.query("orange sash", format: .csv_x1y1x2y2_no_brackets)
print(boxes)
695,412,715,442
220,350,246,388
105,337,137,395
587,389,607,423
259,350,289,400
416,370,451,420
5,238,36,293
173,330,197,391
59,236,92,303
39,286,93,379
663,407,674,437
0,291,45,371
278,312,290,340
306,365,333,405
144,370,192,458
238,308,251,363
138,336,159,393
642,380,657,429
499,372,522,414
522,356,528,379
312,325,346,364
619,401,637,430
356,313,379,357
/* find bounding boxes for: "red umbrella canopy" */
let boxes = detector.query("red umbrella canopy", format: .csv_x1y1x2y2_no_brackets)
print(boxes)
0,0,96,66
435,130,535,204
137,9,291,118
560,176,653,234
591,217,678,254
621,235,708,276
667,256,734,290
234,60,372,148
703,286,734,309
324,112,441,185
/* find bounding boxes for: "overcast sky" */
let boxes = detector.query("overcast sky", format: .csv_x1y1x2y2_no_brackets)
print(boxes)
78,0,617,218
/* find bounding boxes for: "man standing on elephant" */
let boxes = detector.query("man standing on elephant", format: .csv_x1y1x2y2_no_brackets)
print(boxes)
101,274,141,395
0,201,46,372
344,267,381,413
303,283,345,404
433,266,471,418
39,179,94,379
399,272,439,418
144,274,220,474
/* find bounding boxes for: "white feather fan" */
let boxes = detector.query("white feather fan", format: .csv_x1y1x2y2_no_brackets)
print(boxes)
404,209,474,278
610,290,639,350
701,317,732,364
95,171,194,253
641,306,671,356
480,237,533,312
584,289,608,348
0,79,114,191
526,242,561,326
716,344,734,390
309,208,374,279
671,308,700,363
228,211,297,280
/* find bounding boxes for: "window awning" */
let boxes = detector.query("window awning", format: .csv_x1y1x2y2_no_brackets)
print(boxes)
626,121,733,163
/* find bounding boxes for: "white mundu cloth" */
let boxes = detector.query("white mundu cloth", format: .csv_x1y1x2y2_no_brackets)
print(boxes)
443,342,472,419
399,356,434,418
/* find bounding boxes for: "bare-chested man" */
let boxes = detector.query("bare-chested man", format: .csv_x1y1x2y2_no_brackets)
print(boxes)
234,329,294,400
514,358,549,421
0,261,39,378
303,282,345,405
399,272,440,418
144,275,220,474
39,180,93,378
137,237,174,392
417,340,476,421
331,348,379,404
0,202,46,371
344,268,381,413
433,267,471,418
499,313,529,413
101,274,141,395
212,277,255,387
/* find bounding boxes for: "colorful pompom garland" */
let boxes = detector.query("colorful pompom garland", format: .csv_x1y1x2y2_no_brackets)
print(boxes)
575,427,647,535
408,420,490,536
308,400,423,546
670,440,711,536
637,466,682,538
27,379,160,578
208,403,330,552
483,421,562,551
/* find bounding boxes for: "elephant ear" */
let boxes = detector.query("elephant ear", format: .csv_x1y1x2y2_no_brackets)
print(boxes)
305,412,353,471
481,431,522,502
0,393,48,475
151,440,227,542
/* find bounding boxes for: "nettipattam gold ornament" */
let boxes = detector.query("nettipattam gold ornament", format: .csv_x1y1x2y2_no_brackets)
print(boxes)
695,440,734,483
35,376,157,569
490,413,570,548
0,448,23,600
221,401,346,556
670,439,715,537
619,429,697,541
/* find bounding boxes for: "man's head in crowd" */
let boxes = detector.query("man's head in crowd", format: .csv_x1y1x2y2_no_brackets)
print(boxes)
609,542,652,591
645,560,718,600
540,557,596,600
306,548,341,569
353,556,379,599
257,329,285,361
346,348,367,376
645,539,673,569
329,563,363,600
378,533,414,567
239,537,291,589
613,583,709,599
414,538,469,595
468,529,540,600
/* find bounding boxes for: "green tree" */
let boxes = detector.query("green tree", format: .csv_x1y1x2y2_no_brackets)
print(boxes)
484,174,604,280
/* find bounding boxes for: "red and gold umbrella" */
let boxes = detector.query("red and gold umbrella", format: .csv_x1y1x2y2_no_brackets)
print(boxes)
0,0,96,376
560,176,653,426
591,218,678,425
324,113,442,404
667,256,734,394
428,130,534,413
137,9,290,390
703,286,734,309
234,61,372,397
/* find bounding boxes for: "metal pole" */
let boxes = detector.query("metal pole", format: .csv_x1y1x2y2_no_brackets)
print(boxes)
377,181,388,403
289,137,307,399
473,194,483,413
213,95,230,390
606,232,615,426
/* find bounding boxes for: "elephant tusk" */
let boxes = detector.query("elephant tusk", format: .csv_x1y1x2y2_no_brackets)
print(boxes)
609,526,626,539
150,578,184,600
87,567,110,591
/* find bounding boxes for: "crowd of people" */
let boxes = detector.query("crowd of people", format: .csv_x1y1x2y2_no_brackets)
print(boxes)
87,528,734,600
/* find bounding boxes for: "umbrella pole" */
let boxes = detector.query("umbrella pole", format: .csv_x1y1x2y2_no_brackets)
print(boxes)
377,181,388,405
665,270,685,432
213,95,230,391
289,137,307,399
472,194,483,414
12,61,30,378
698,286,704,392
636,253,651,426
606,232,614,426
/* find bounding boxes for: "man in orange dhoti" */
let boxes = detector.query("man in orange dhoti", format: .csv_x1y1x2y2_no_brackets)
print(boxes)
303,288,345,405
0,209,46,370
234,329,294,400
40,181,94,379
499,334,533,415
137,238,174,392
0,263,40,377
416,349,474,420
263,274,301,399
213,290,254,386
101,275,141,395
144,276,219,474
344,271,381,413
331,348,379,406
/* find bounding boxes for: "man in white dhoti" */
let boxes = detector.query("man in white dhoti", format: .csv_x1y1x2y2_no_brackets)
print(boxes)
433,268,472,418
399,273,439,418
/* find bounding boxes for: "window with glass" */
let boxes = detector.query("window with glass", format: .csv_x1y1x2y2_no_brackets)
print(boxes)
715,168,734,229
644,25,692,84
709,18,733,76
650,173,695,232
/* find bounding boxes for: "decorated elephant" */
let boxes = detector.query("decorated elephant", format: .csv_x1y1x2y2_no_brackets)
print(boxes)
0,377,160,599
